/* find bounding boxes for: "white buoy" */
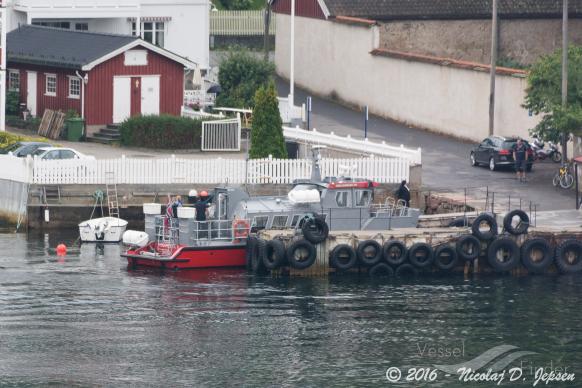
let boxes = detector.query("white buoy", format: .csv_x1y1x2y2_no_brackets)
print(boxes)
44,208,50,222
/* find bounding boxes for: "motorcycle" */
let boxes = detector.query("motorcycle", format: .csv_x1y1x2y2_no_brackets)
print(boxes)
531,138,562,163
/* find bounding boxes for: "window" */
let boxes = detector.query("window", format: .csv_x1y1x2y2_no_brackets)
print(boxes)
132,21,165,47
8,70,20,92
59,150,76,159
251,216,268,229
33,21,70,29
355,190,372,207
68,77,81,99
271,215,288,229
45,74,57,96
335,191,348,207
290,215,301,228
75,23,88,31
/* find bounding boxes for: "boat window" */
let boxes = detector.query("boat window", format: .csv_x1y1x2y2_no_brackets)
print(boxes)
290,215,301,227
336,191,348,207
217,193,227,220
272,215,288,229
355,190,372,207
252,216,269,229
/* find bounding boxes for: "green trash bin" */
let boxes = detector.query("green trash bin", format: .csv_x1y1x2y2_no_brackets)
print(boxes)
66,118,85,141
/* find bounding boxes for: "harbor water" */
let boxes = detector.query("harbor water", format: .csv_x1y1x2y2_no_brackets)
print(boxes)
1,230,581,387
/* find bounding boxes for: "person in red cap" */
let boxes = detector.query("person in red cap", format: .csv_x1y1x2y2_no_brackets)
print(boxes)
195,190,210,221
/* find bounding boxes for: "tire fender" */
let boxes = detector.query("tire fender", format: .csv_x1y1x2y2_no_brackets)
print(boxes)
503,210,530,235
330,244,357,271
521,238,553,273
434,245,459,271
408,243,434,268
383,240,407,266
262,239,287,270
487,237,520,272
357,240,383,267
369,263,394,278
456,234,481,261
555,239,582,274
471,213,498,241
286,239,317,270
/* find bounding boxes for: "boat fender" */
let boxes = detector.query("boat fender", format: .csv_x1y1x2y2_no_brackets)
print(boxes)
521,238,553,273
369,262,394,278
263,239,286,270
434,245,458,271
301,216,329,244
383,240,407,266
286,239,317,270
503,210,530,235
395,263,418,278
329,244,357,271
487,237,520,272
471,213,498,241
233,219,251,240
456,235,481,261
555,239,582,274
357,240,383,267
245,236,257,271
408,243,434,268
252,239,268,274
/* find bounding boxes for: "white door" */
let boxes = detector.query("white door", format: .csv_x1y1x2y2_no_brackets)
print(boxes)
141,76,160,116
26,72,37,116
113,77,131,123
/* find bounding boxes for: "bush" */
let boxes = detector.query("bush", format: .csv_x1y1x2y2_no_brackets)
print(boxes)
215,49,275,109
250,83,286,159
6,91,20,116
0,131,49,149
6,115,41,132
119,115,204,149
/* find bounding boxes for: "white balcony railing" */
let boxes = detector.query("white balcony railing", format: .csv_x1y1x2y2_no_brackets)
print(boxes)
13,0,140,17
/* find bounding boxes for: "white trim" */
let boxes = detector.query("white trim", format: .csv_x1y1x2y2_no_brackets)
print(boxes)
317,0,331,18
113,74,161,78
81,39,197,71
44,73,57,97
67,76,81,99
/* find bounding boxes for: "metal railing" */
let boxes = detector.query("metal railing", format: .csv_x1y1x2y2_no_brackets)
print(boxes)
190,219,250,242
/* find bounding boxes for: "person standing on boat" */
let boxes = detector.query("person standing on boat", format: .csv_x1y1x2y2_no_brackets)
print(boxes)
395,180,411,207
171,195,183,218
194,192,210,222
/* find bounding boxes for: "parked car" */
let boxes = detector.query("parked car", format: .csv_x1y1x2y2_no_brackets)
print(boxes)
0,141,50,157
32,147,95,160
470,136,534,172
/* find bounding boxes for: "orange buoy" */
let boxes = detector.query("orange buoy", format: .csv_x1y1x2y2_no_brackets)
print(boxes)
56,244,67,255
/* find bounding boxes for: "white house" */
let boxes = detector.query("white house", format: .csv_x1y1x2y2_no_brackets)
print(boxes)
5,0,210,69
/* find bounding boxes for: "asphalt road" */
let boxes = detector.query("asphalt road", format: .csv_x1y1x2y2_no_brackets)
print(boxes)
277,80,576,211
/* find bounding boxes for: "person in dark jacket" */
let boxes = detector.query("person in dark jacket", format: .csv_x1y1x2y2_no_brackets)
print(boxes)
396,180,411,207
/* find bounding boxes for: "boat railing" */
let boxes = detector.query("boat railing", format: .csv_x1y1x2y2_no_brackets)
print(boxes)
371,199,409,217
155,216,180,255
191,219,251,243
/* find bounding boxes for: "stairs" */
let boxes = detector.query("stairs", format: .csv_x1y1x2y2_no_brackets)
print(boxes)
86,124,121,145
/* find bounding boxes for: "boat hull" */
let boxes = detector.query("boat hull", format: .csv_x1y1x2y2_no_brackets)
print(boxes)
123,243,247,270
79,217,128,243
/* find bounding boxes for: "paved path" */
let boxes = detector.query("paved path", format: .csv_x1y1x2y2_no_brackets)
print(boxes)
277,80,576,212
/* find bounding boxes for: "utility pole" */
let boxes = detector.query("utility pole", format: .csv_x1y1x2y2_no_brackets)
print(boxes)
263,0,271,61
561,0,569,161
488,0,498,136
0,0,6,132
289,0,295,106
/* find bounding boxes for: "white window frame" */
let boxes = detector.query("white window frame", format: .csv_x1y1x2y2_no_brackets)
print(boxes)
45,73,57,97
68,76,81,99
132,21,166,47
8,69,20,92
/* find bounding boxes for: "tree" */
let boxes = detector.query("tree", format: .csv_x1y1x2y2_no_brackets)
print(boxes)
249,82,286,159
215,49,275,109
523,46,582,144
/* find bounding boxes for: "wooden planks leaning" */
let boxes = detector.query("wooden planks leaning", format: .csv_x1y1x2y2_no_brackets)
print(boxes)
38,109,66,140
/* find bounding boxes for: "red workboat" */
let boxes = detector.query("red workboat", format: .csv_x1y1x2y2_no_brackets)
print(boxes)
121,214,251,270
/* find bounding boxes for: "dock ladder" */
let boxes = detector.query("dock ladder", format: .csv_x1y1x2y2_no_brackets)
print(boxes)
105,172,120,219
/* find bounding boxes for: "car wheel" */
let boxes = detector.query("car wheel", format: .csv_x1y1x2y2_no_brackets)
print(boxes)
470,152,478,167
489,157,496,171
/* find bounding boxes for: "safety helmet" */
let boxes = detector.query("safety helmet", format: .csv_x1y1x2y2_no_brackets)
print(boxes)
200,190,209,197
189,189,198,197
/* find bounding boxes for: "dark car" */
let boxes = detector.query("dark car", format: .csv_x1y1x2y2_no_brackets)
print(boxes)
470,136,534,172
0,141,50,157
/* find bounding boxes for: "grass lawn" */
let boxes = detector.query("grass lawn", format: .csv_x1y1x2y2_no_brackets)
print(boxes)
214,0,265,10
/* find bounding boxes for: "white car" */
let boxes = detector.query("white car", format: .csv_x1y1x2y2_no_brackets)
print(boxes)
33,147,95,160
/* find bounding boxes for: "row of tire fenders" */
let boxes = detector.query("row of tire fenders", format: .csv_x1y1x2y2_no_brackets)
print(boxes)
244,210,582,276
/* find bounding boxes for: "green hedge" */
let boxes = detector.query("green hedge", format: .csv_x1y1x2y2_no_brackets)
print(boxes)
6,115,41,132
119,115,204,149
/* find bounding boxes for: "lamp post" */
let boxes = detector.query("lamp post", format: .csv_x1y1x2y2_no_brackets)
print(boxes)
289,0,295,107
561,0,569,162
488,0,498,136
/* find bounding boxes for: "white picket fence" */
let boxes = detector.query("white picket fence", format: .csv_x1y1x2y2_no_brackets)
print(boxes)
284,126,423,165
210,10,276,36
201,116,242,151
0,155,410,185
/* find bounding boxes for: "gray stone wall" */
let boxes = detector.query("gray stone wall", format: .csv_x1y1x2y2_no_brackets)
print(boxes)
379,19,582,66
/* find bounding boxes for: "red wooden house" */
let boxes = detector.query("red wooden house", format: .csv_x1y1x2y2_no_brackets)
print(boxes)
7,25,196,132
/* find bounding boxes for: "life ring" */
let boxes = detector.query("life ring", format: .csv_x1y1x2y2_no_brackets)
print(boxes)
233,219,250,239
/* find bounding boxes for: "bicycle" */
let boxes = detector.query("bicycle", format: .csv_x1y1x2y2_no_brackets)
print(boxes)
552,162,574,189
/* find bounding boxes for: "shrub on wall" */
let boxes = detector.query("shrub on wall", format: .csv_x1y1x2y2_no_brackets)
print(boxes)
249,83,286,159
119,115,204,149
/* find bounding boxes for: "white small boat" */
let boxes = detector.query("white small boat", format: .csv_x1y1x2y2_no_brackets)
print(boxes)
79,217,128,243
